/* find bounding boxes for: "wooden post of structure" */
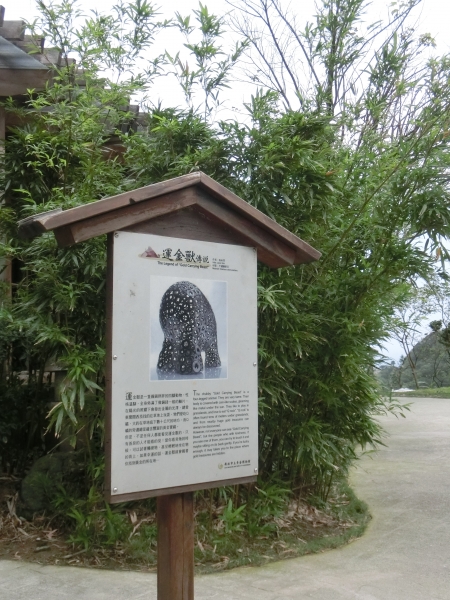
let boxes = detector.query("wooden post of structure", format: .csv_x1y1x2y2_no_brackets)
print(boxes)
0,106,11,299
0,106,4,146
157,492,194,600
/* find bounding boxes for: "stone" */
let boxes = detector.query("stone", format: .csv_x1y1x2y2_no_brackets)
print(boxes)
157,281,221,376
18,451,84,519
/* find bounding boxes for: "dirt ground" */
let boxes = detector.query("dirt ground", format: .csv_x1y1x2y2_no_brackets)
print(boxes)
0,474,367,573
0,476,153,571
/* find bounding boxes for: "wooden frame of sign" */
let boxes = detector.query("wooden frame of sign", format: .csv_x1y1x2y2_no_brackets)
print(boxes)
19,172,320,600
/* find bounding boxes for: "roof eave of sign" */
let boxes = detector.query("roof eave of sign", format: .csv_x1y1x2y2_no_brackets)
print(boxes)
17,172,321,266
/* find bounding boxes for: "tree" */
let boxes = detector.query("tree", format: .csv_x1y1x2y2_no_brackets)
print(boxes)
167,3,248,118
228,0,422,111
221,0,450,487
393,329,450,389
390,287,437,388
0,0,170,471
0,1,251,481
424,321,447,387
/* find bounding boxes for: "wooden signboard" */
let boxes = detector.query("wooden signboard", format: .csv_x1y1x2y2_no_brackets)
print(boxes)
18,172,320,600
106,231,258,502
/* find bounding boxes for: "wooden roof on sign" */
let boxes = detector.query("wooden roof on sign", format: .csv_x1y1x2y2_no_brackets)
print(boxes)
17,172,321,268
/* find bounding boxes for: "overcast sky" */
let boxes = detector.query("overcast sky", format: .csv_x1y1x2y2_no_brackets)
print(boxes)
4,0,449,362
4,0,450,115
5,0,450,50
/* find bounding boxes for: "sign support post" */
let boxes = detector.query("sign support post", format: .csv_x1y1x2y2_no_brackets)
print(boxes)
157,493,194,600
18,172,320,600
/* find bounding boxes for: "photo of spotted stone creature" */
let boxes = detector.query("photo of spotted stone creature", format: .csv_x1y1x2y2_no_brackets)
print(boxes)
157,281,221,375
150,277,228,381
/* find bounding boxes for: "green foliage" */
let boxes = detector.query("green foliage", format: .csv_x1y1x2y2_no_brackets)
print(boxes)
119,89,396,494
169,3,248,116
0,0,169,476
193,478,370,573
124,105,229,183
2,0,450,530
222,0,450,496
33,0,165,79
51,483,157,551
246,480,291,536
379,331,450,390
0,378,51,473
219,499,247,533
24,473,366,568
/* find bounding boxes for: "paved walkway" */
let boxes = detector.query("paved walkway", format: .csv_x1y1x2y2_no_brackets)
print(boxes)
1,397,450,599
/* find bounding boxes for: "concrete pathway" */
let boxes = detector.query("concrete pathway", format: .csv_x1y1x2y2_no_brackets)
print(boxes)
1,397,450,599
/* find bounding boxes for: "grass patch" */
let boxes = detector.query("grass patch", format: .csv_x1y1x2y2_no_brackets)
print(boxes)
393,387,450,398
1,478,370,571
193,481,370,573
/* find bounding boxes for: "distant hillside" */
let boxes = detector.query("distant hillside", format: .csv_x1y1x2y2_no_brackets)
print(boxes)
377,331,450,390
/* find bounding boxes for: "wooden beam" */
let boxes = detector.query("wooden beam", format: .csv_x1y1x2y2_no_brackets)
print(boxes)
28,172,203,231
62,189,199,247
0,105,11,296
0,67,49,96
157,493,194,600
198,172,321,262
0,19,25,40
13,35,45,54
104,233,114,505
107,475,257,503
17,208,62,240
34,48,62,66
195,192,297,267
54,225,75,247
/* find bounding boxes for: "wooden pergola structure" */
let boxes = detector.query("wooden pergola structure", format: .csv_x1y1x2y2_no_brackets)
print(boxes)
0,6,55,289
0,5,141,291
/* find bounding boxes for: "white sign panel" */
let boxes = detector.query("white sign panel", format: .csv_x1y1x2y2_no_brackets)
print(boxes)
110,232,258,497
